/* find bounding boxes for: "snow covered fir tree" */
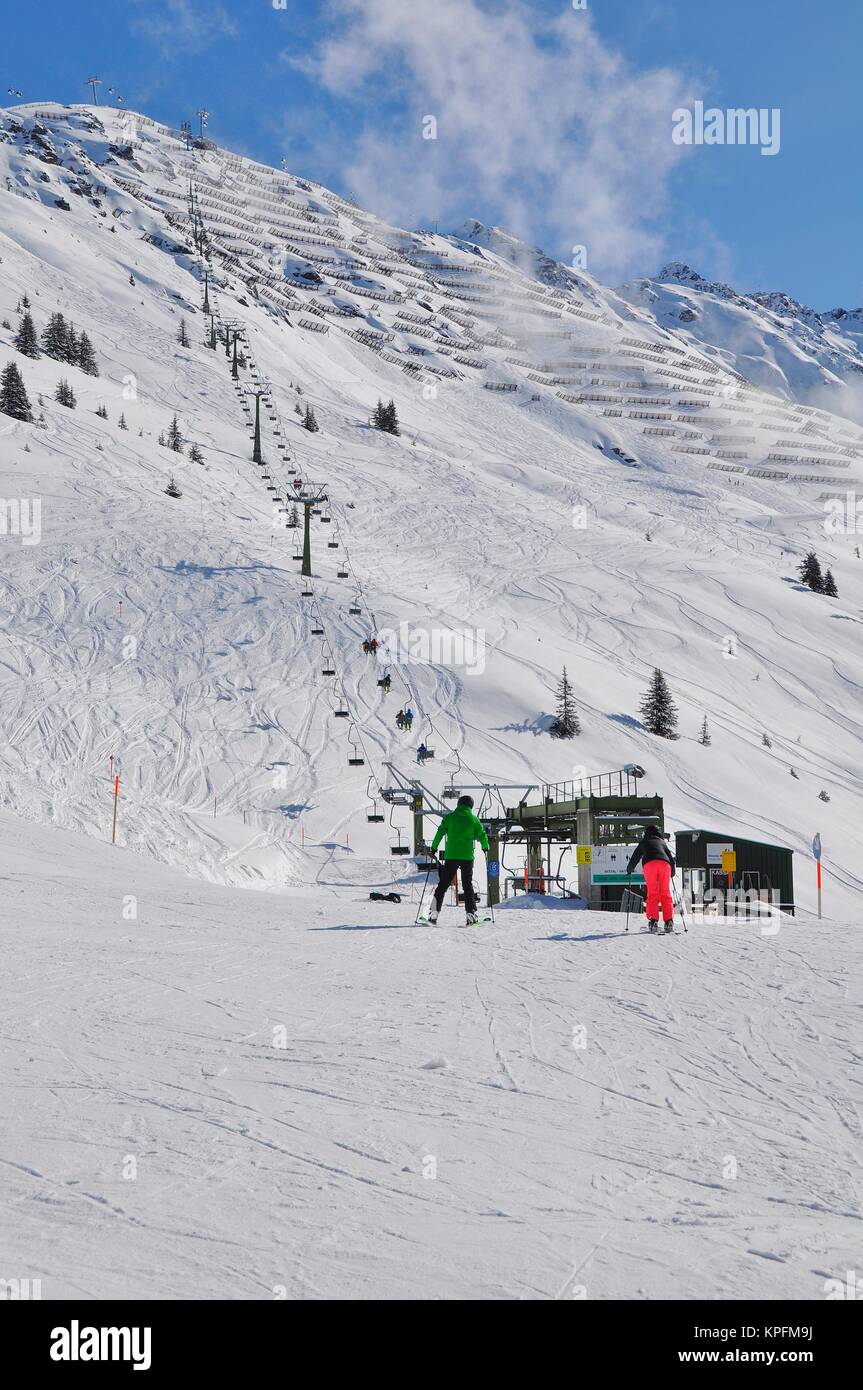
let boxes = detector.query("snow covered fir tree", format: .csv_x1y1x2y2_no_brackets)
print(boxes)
638,669,679,739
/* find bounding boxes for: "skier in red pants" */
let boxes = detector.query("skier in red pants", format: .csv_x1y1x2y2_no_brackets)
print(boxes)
626,825,676,933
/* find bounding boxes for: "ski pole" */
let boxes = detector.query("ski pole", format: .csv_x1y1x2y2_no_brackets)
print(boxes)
673,878,689,933
625,875,632,933
415,859,434,925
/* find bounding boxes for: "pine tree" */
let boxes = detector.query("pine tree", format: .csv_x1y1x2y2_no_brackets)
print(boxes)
158,432,166,446
762,732,772,748
818,789,831,802
303,404,319,432
36,410,47,429
41,312,68,360
14,311,40,359
0,361,33,421
64,323,80,366
129,273,136,286
294,402,303,415
798,551,824,593
698,716,711,746
823,569,839,597
21,293,30,310
95,403,108,418
119,412,128,430
165,476,182,498
188,443,204,464
55,378,76,408
77,331,99,376
372,398,386,430
166,415,183,452
549,667,580,738
790,767,798,778
639,668,679,739
177,318,190,347
385,399,400,435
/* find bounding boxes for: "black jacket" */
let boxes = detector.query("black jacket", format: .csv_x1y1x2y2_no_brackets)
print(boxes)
627,827,676,876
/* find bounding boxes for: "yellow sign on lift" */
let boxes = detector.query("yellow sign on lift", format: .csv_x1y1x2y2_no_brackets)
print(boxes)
721,850,737,873
576,845,593,865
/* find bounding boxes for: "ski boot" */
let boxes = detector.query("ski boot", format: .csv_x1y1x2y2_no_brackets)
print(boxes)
647,918,659,933
427,906,439,924
663,919,674,934
465,911,479,927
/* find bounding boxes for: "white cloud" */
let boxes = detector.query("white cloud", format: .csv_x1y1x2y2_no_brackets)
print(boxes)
286,0,700,281
129,0,238,57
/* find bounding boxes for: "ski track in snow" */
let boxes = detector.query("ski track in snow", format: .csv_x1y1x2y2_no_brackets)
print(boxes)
2,815,860,1300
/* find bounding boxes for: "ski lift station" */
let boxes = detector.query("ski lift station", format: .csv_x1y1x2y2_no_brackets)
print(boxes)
380,763,667,906
674,830,795,914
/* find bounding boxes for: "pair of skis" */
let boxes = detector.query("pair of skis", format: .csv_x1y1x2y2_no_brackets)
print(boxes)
417,915,493,927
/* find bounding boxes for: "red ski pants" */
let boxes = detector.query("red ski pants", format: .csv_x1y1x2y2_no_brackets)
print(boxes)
643,859,673,921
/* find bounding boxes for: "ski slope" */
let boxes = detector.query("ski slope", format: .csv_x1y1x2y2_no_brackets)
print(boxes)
1,103,862,917
2,811,860,1300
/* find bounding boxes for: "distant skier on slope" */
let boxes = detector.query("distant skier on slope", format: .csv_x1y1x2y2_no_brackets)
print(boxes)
627,825,676,933
427,795,489,926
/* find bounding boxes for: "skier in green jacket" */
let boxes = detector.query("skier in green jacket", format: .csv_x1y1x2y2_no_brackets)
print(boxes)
428,795,489,925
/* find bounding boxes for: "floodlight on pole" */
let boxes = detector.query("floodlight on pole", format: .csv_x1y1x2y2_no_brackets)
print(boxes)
86,77,102,105
196,108,209,141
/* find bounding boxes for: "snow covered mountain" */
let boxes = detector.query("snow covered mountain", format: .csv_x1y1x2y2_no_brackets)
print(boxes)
1,102,862,915
617,262,863,414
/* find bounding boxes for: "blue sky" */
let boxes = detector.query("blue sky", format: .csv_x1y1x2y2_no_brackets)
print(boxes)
3,0,859,307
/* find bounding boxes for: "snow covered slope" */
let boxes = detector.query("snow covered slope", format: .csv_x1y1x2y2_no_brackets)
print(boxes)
618,262,863,416
1,103,862,916
2,810,860,1300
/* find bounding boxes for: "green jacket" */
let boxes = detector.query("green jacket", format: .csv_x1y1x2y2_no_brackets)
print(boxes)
431,806,489,861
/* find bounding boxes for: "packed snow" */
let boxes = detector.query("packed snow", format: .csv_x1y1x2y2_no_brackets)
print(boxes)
2,812,860,1300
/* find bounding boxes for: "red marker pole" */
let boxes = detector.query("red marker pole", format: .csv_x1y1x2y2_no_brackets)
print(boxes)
111,775,120,845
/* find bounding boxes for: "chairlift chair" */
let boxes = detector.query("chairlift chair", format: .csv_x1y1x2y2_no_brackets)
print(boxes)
390,812,411,856
347,728,365,766
337,567,349,579
349,604,362,615
327,538,339,549
311,624,324,635
301,586,314,597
